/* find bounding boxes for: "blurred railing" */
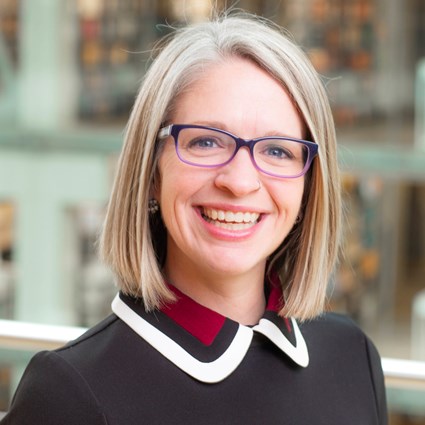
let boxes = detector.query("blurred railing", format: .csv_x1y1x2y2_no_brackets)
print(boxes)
0,319,425,389
382,358,425,390
0,319,86,351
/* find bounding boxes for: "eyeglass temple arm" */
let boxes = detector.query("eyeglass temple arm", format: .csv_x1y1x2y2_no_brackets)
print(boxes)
158,125,172,139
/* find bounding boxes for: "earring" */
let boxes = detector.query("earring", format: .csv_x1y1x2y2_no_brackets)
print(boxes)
148,199,159,214
295,212,303,224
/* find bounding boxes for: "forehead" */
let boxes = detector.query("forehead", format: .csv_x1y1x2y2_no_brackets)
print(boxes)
169,57,304,140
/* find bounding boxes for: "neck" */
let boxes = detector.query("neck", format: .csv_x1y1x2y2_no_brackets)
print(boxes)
163,264,266,326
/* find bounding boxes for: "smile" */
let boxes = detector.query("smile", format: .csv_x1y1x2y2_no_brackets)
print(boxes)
201,207,260,230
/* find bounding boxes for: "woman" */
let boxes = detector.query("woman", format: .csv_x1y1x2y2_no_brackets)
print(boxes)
2,14,387,424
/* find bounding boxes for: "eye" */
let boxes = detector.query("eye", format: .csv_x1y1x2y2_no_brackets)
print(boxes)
187,136,222,150
261,145,293,159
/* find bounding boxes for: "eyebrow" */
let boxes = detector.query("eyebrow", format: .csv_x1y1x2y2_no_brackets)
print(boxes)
189,120,297,139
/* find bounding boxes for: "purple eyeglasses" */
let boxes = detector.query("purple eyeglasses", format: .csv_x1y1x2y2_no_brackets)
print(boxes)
158,124,318,178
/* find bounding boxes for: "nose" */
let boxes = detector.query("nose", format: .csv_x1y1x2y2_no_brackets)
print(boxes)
214,147,261,196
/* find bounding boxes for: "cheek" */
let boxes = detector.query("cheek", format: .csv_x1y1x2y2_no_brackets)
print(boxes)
273,179,305,215
155,153,197,221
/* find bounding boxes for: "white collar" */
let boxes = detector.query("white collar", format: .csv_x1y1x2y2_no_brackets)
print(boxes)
111,285,309,384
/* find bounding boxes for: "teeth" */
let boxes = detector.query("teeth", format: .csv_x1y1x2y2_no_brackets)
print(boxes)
226,211,235,222
202,208,260,226
211,221,253,230
234,212,244,223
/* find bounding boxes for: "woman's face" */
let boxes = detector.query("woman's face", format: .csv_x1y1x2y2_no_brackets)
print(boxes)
156,57,306,284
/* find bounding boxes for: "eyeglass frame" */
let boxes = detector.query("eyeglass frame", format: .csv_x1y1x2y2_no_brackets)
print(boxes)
157,124,319,179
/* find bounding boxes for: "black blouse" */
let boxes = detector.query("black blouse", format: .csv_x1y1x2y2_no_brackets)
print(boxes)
1,283,388,424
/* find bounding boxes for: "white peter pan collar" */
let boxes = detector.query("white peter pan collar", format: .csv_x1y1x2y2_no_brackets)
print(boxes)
111,283,309,384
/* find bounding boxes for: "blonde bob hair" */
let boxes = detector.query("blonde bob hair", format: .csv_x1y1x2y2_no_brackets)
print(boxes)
100,13,341,321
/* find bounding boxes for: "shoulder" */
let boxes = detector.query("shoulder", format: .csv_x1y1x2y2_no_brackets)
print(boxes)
300,312,373,348
2,350,107,424
301,311,363,332
300,312,388,424
1,315,122,425
58,313,120,355
299,312,383,371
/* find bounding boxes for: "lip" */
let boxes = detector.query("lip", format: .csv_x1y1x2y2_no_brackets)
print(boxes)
197,203,265,215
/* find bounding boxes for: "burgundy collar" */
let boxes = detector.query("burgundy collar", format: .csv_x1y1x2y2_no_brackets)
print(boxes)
112,280,309,383
160,282,292,346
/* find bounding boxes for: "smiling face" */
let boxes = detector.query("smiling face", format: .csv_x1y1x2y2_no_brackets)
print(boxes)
156,57,306,292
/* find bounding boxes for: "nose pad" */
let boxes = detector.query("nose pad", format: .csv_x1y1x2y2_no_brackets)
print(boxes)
214,148,261,196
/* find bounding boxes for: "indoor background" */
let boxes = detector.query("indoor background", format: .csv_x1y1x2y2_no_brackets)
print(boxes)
0,0,424,423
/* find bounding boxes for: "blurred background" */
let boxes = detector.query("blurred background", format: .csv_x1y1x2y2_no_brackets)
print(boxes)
0,0,424,423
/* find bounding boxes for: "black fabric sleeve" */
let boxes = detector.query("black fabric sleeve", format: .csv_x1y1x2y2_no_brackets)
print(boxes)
0,351,107,425
365,337,389,425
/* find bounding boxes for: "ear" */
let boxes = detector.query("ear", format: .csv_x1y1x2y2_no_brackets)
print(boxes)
150,172,161,201
149,154,163,201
